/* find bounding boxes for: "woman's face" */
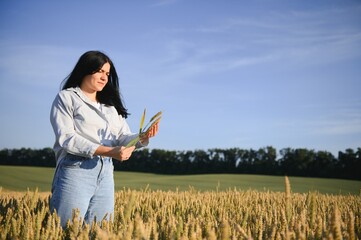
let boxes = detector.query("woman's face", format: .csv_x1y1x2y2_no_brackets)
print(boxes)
81,62,110,93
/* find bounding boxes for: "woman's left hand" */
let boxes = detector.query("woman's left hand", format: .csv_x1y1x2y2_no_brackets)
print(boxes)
140,122,159,144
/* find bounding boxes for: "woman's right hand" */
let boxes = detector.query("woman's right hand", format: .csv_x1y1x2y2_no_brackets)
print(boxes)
95,145,136,161
111,146,136,161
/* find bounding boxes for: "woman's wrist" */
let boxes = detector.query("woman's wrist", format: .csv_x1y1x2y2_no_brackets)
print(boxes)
95,145,114,158
139,135,149,146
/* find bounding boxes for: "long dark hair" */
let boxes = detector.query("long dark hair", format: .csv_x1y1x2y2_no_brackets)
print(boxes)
62,51,129,118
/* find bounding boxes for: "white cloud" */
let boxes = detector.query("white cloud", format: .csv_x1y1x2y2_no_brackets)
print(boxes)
308,105,361,136
280,104,361,137
229,11,361,64
146,4,361,83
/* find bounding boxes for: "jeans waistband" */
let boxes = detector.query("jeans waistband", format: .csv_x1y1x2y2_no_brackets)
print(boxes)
65,154,112,162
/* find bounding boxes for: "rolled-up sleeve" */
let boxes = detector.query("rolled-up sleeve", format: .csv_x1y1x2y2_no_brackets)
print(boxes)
50,92,99,160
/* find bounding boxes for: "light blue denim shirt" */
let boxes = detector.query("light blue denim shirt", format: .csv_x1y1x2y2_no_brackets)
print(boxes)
50,87,144,165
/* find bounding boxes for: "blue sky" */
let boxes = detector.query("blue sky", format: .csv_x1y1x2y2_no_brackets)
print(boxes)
0,0,360,156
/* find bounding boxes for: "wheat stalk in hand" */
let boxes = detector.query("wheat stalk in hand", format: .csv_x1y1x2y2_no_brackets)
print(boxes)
125,109,162,147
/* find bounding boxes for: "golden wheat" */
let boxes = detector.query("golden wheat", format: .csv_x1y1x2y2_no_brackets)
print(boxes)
0,181,360,239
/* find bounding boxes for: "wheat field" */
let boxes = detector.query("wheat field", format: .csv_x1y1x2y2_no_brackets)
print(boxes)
0,177,360,239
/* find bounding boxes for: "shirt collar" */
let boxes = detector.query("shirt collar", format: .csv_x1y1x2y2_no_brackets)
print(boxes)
73,87,114,116
73,87,99,106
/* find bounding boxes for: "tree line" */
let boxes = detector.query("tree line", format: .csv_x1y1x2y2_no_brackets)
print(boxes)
0,147,360,180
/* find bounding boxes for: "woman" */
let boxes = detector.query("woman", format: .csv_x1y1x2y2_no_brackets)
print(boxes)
49,50,159,227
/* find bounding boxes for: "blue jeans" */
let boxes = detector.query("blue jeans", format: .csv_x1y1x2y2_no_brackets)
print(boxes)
50,154,114,227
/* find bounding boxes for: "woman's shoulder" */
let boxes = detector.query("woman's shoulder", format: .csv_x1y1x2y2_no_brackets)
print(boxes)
53,87,80,104
57,87,80,99
59,87,77,95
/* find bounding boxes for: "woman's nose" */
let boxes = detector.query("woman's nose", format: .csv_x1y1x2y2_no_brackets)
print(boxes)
101,73,108,80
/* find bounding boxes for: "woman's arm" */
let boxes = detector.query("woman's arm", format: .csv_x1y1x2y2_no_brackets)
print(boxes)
50,92,100,158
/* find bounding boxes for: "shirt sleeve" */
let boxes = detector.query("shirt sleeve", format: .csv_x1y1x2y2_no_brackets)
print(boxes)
50,92,100,158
